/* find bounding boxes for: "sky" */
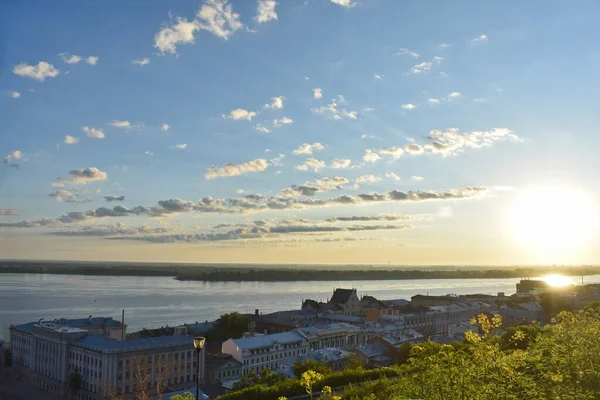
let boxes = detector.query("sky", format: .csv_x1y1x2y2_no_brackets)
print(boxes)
1,0,600,265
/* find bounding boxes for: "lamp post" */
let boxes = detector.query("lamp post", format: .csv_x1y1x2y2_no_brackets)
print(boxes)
193,337,206,400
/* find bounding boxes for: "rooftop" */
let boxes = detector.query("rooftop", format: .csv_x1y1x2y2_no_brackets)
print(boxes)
330,288,356,305
231,331,305,350
74,333,193,353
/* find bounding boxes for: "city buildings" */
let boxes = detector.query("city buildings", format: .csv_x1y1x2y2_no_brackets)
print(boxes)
9,317,205,400
205,353,242,384
278,348,352,377
296,322,362,350
221,331,308,376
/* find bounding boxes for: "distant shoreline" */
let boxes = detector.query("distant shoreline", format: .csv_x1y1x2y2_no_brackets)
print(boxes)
1,261,599,282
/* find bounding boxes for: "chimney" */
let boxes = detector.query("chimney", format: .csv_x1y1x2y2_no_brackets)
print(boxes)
121,310,125,341
255,309,259,317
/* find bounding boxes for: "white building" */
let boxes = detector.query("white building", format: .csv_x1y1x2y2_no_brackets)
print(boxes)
430,302,490,335
9,317,205,400
278,348,352,378
221,331,307,376
296,322,362,351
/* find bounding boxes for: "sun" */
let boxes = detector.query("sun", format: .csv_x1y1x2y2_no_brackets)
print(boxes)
508,186,596,255
543,274,572,287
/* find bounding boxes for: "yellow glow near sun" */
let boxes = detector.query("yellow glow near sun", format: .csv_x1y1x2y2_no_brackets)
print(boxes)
543,274,572,287
508,186,596,255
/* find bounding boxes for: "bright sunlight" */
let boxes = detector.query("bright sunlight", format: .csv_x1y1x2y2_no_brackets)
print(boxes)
508,186,596,255
543,274,572,287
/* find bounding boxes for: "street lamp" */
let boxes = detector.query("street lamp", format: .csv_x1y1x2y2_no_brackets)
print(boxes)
193,337,206,400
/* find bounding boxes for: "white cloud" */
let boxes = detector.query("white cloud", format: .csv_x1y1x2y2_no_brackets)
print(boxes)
395,48,419,57
154,17,199,54
59,53,82,64
428,98,441,105
108,120,131,128
269,153,285,166
379,147,404,160
264,95,285,110
312,99,357,120
82,126,105,139
49,189,80,203
361,134,375,139
439,43,452,48
145,151,154,156
292,142,325,155
363,149,380,163
64,135,79,145
410,61,432,74
386,172,401,181
404,143,425,154
470,34,488,44
296,158,326,172
236,189,245,194
3,150,22,164
424,128,520,155
433,56,443,63
330,159,351,169
196,0,243,39
448,92,461,99
373,73,383,80
206,158,269,179
362,107,374,112
331,0,356,7
273,117,293,127
9,91,20,99
52,167,108,187
411,176,424,181
160,124,171,131
85,56,99,65
13,61,60,81
256,0,278,23
255,124,271,133
313,88,323,99
224,108,257,120
132,58,150,66
170,144,187,150
439,72,449,78
402,104,416,110
355,175,382,184
473,98,487,103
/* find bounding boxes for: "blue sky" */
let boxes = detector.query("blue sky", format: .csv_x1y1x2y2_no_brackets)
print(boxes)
1,0,600,265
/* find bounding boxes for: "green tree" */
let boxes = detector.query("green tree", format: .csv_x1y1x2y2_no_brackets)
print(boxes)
171,392,195,400
206,312,249,342
499,323,541,350
394,342,412,365
293,360,332,377
68,370,82,398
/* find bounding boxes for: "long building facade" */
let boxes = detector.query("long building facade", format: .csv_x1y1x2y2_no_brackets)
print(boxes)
9,317,205,400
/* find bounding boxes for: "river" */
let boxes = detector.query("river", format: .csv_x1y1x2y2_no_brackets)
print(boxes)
2,273,599,341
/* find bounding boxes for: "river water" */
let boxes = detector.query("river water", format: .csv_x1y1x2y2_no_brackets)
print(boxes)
2,273,599,341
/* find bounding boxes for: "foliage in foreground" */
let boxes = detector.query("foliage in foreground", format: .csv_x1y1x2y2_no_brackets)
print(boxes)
217,308,600,400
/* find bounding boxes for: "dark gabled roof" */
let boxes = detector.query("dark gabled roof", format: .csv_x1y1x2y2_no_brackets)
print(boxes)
207,354,242,369
302,299,320,309
330,288,355,305
361,295,386,308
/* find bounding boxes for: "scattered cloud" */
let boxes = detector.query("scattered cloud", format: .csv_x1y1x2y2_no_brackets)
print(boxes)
264,95,285,110
448,92,461,99
103,195,125,202
206,158,269,179
269,153,285,167
282,176,349,197
160,123,171,131
59,53,82,64
82,126,105,139
438,43,452,48
355,175,382,184
330,159,352,169
363,149,380,163
386,172,401,181
3,150,22,164
330,0,356,7
470,34,488,44
296,158,326,172
411,176,424,181
428,98,441,105
402,104,416,110
433,56,443,63
410,61,432,74
273,117,293,127
132,58,150,66
49,189,84,203
424,128,520,155
0,209,18,217
404,143,425,154
292,142,325,156
8,91,21,99
312,99,357,120
361,134,375,139
108,120,131,129
236,189,245,194
313,88,323,99
145,151,154,156
379,147,404,160
256,0,278,23
473,98,488,103
64,135,79,145
170,144,187,150
255,124,271,133
85,56,99,65
224,108,257,120
13,61,60,81
52,167,108,188
373,73,384,80
154,0,243,54
395,48,419,57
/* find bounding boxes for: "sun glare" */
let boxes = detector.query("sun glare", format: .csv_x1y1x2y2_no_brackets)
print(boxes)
543,274,572,287
508,186,596,255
